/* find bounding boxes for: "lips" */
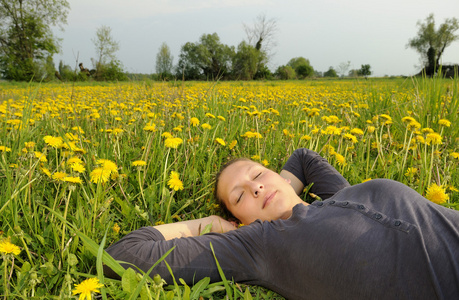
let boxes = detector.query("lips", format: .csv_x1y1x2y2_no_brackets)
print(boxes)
263,191,277,209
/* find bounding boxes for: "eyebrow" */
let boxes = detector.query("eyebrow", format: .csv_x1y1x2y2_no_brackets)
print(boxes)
229,163,257,203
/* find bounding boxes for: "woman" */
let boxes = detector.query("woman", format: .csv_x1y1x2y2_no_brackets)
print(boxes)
104,148,459,300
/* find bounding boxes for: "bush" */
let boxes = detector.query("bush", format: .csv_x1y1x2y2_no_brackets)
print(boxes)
275,65,296,80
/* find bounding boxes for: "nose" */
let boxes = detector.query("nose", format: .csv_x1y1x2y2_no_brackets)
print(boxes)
250,182,264,197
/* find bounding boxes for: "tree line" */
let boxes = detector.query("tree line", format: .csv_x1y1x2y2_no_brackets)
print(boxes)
0,0,458,82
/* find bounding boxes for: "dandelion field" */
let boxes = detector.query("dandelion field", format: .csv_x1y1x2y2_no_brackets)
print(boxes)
0,77,458,299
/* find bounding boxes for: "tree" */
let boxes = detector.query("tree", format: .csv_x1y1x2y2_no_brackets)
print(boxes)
407,14,459,75
155,42,173,79
176,33,234,80
243,13,278,71
357,64,372,77
0,0,70,81
287,57,314,79
275,65,296,80
323,67,338,78
92,25,120,76
337,61,351,78
232,41,263,80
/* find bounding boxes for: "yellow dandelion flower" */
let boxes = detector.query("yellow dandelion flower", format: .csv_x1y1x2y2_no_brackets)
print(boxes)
52,172,67,182
113,223,120,234
97,159,118,174
155,220,165,226
205,113,216,119
251,155,260,160
190,117,200,127
404,167,418,177
0,146,12,152
334,153,346,166
350,128,364,136
0,237,21,255
161,132,173,138
367,126,376,133
90,168,111,184
67,157,83,165
343,133,358,143
438,119,451,127
448,186,458,192
201,123,212,130
164,137,183,149
228,140,237,150
24,141,36,148
143,123,157,132
425,183,449,204
215,138,226,146
450,152,459,159
168,171,184,191
43,135,63,148
72,277,104,300
63,176,83,184
40,167,52,178
300,135,311,141
261,159,269,166
217,116,226,121
34,151,47,162
132,160,147,167
426,133,442,145
322,125,342,135
422,128,434,134
71,163,86,173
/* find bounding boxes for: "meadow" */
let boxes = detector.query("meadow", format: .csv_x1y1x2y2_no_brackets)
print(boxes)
0,77,458,299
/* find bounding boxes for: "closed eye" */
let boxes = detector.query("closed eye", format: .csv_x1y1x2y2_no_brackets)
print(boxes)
237,192,243,203
254,172,262,179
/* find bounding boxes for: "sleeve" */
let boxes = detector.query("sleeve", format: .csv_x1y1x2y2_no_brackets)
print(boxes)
282,148,350,199
103,224,267,286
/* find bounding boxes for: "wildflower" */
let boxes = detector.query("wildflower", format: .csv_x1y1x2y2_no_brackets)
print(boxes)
40,167,52,178
438,119,451,127
201,123,212,130
322,126,342,135
52,172,67,182
450,152,459,159
143,123,157,132
215,138,226,146
24,141,36,148
407,120,421,131
34,151,47,162
72,277,104,300
416,135,425,144
90,168,111,184
173,126,183,132
113,223,120,234
155,220,165,226
164,137,183,149
43,135,63,148
367,126,376,133
65,133,79,141
300,135,311,141
350,128,364,136
205,113,216,119
228,140,237,150
64,176,83,184
217,116,226,121
132,160,147,167
425,183,449,204
251,155,260,160
161,132,173,138
0,146,12,152
0,237,21,255
190,117,200,127
241,131,263,138
168,171,184,191
334,153,346,166
421,128,434,134
97,159,118,174
405,167,418,177
401,116,416,123
68,157,83,165
343,133,358,143
262,159,269,166
426,133,442,145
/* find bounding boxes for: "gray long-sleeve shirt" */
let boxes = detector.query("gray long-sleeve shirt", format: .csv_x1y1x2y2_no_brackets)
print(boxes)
104,149,459,299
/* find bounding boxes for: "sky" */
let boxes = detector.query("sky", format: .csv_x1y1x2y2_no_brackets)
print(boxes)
53,0,459,77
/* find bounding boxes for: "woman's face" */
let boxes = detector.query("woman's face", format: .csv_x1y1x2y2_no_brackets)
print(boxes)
217,160,301,225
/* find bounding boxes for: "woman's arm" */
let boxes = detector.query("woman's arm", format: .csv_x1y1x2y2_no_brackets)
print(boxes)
154,215,237,240
280,148,350,199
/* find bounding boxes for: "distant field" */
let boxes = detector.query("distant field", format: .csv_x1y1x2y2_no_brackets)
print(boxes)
0,78,457,298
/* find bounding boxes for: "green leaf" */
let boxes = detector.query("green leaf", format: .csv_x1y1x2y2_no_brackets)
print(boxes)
190,276,210,299
199,222,213,236
244,287,254,300
209,242,233,300
122,268,139,294
67,253,78,266
179,278,191,300
200,285,226,298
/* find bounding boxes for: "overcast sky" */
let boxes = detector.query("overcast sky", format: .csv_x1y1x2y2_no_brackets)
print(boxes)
53,0,459,77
